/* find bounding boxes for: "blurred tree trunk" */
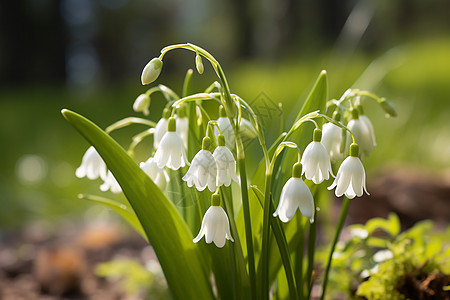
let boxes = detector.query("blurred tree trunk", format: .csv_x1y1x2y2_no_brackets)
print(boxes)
228,0,254,57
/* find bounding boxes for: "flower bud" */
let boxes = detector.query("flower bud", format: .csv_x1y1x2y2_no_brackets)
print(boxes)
380,98,397,117
133,94,150,115
141,57,163,85
195,54,204,74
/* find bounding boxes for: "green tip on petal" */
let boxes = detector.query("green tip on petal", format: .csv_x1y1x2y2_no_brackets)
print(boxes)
219,105,226,118
313,128,322,142
168,117,176,132
292,162,302,178
202,136,211,150
357,105,364,115
162,108,170,119
218,134,225,147
332,110,341,121
211,193,221,206
177,105,186,118
350,143,359,157
351,109,359,120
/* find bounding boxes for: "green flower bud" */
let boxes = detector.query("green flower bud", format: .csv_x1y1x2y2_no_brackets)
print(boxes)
141,57,163,85
195,54,204,74
380,98,397,117
133,94,150,115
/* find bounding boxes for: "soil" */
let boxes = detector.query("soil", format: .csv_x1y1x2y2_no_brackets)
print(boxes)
0,222,150,300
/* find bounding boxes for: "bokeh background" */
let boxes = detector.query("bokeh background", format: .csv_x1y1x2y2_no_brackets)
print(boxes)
1,0,449,229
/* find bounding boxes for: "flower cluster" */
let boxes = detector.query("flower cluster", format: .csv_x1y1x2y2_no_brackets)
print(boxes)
75,45,392,254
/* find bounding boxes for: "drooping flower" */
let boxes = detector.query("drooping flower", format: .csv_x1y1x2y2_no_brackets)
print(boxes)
141,57,163,85
175,106,188,149
213,134,239,187
100,170,122,194
153,108,170,150
75,146,107,180
346,110,374,157
321,122,343,161
214,105,257,149
183,137,217,192
133,93,150,116
193,193,234,248
301,128,333,184
154,117,189,170
273,163,315,223
359,114,376,148
328,143,369,199
140,157,169,191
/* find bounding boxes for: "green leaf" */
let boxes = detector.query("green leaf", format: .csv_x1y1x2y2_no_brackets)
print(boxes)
78,194,147,241
62,109,214,300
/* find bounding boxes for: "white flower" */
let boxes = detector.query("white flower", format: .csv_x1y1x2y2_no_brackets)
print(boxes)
140,157,169,190
175,107,188,149
328,143,369,199
359,114,376,148
153,108,170,149
100,171,122,194
214,106,257,149
75,146,107,180
346,110,374,157
141,57,163,85
183,137,217,192
213,135,239,187
301,129,333,184
193,194,234,248
215,116,235,149
273,163,315,222
373,249,393,262
133,94,150,115
321,122,343,161
154,117,189,170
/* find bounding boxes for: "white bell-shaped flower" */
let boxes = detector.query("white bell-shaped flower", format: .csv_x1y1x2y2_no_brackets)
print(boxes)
193,193,234,248
273,163,315,223
100,171,122,194
153,108,170,150
213,135,239,187
76,146,107,180
321,122,343,161
140,157,169,191
183,137,217,192
346,110,374,157
359,114,376,148
328,143,369,199
175,106,189,149
301,128,334,184
133,93,150,116
214,105,257,149
154,117,189,170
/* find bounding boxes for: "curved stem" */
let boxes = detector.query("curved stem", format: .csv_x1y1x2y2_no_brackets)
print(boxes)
105,117,156,134
305,217,317,300
320,197,350,300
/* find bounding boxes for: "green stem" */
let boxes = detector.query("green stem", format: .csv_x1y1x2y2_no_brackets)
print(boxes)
320,197,350,300
182,69,194,97
105,117,156,134
260,172,273,300
305,218,317,300
270,202,298,300
238,156,257,300
295,218,305,300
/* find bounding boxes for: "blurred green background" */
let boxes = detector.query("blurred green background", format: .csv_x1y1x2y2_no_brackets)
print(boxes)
1,0,449,229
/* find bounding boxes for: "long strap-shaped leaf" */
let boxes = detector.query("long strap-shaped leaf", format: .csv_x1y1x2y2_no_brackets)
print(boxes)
62,109,214,300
